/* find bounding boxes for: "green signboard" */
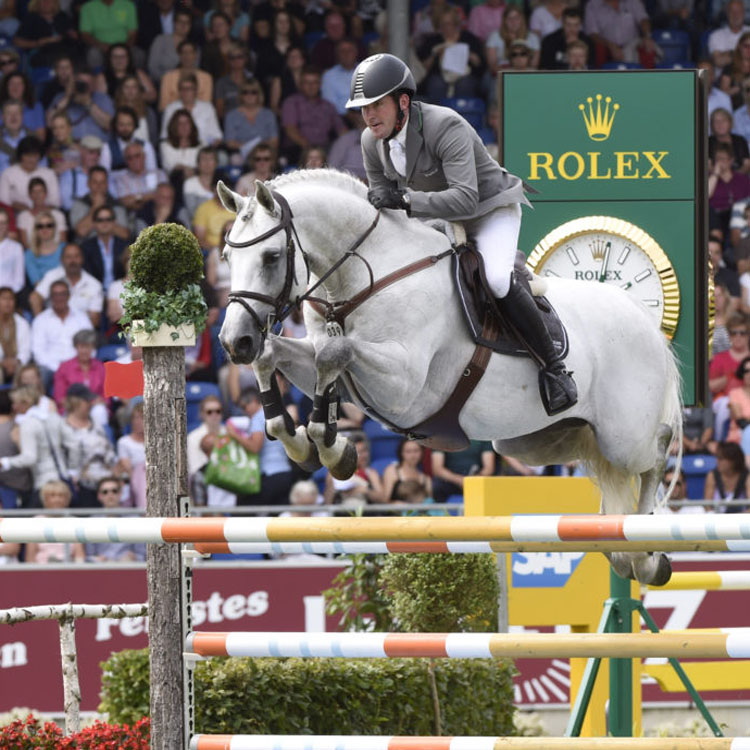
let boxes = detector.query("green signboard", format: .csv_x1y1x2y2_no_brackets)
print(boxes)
500,70,708,405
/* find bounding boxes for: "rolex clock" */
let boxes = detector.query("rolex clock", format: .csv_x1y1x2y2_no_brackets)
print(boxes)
526,215,681,339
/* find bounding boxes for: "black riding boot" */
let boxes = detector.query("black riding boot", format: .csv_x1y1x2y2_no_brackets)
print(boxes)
496,274,578,416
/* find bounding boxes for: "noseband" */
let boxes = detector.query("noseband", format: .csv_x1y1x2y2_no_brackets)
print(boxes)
224,188,381,339
224,190,304,337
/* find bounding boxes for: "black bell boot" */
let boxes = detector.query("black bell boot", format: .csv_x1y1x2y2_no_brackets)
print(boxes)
496,274,578,416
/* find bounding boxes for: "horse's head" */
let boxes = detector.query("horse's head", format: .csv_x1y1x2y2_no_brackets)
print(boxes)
218,179,309,363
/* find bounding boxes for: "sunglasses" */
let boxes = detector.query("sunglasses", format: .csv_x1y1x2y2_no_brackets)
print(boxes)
730,329,748,336
204,408,222,415
255,156,271,162
35,222,55,229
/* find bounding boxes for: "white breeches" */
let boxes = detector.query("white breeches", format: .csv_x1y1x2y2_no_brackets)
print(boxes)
473,203,523,299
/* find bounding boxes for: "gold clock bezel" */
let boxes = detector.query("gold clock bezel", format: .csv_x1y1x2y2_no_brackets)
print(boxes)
526,215,681,340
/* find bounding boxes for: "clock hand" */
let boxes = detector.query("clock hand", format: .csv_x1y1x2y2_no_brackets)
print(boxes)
599,242,611,283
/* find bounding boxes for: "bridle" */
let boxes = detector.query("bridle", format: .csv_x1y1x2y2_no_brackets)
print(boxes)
223,189,380,340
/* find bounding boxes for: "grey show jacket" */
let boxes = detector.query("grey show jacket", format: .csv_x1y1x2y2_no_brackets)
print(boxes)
362,100,530,222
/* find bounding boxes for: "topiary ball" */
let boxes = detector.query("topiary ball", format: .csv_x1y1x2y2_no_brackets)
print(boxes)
129,223,204,294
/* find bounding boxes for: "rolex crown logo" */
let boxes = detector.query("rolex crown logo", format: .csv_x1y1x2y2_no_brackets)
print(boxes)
578,94,619,141
589,237,608,261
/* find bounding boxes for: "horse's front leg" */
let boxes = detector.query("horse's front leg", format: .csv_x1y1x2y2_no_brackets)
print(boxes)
253,335,322,472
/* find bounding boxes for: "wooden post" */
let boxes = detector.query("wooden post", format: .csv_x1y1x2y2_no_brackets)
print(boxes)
143,346,188,750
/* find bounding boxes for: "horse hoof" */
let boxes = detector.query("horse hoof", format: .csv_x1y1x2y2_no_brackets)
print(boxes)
329,441,357,480
294,439,323,473
648,553,673,586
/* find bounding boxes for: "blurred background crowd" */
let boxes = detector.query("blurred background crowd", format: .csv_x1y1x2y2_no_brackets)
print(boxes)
0,0,749,566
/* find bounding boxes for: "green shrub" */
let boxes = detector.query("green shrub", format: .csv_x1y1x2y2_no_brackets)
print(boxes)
99,649,515,736
129,223,203,294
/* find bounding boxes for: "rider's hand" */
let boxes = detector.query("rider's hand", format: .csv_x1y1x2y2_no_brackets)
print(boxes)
368,186,408,212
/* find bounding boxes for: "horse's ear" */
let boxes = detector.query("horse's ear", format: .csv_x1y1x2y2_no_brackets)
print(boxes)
217,180,243,214
255,180,277,215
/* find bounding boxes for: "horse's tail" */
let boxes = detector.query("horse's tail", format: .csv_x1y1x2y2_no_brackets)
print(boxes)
658,341,684,507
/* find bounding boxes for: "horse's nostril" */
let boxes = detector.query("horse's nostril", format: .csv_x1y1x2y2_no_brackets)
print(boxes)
236,335,255,357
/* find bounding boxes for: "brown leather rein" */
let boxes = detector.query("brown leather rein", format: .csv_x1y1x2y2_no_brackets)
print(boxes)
224,189,454,337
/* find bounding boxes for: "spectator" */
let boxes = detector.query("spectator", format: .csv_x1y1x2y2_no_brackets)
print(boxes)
160,73,223,146
710,142,750,234
86,476,145,560
187,393,225,477
709,235,741,297
486,5,540,73
25,481,85,561
714,281,736,354
467,0,505,44
24,209,66,286
234,142,277,196
16,177,67,247
201,10,234,79
12,363,56,413
224,80,279,155
183,146,219,217
101,106,158,174
0,136,60,212
412,0,464,45
540,7,594,70
728,354,750,440
327,111,367,180
112,141,168,213
301,145,326,167
327,431,385,505
283,479,325,516
40,53,75,110
137,0,178,52
105,245,129,324
134,181,190,234
254,10,302,95
53,329,106,412
0,72,45,141
70,165,130,243
47,70,114,141
148,7,193,84
661,467,694,512
80,205,129,289
321,37,360,122
160,109,201,183
567,39,590,69
710,310,749,442
683,406,716,454
116,401,144,485
710,107,750,174
12,0,78,69
59,134,106,212
704,440,749,510
418,8,485,100
0,389,31,511
699,58,734,120
281,65,346,165
159,39,214,112
31,279,93,384
192,177,235,250
94,42,157,105
214,42,254,120
507,39,537,70
31,243,104,327
311,11,351,72
382,438,433,502
113,74,157,145
0,286,31,382
269,45,306,116
78,0,138,70
205,0,250,42
62,382,117,506
530,0,565,41
431,440,495,502
0,101,27,173
47,112,79,177
1,387,69,506
0,209,25,294
709,0,750,69
720,31,750,110
584,0,660,67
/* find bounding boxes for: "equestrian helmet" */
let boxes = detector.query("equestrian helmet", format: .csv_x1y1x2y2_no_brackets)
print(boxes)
345,53,416,108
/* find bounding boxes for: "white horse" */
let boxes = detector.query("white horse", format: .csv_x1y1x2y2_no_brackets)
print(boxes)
217,169,682,585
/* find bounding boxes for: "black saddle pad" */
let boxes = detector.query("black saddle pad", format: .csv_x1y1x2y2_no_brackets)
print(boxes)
453,245,569,359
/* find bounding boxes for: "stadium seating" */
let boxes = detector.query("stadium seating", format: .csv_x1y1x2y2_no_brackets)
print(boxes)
682,453,717,500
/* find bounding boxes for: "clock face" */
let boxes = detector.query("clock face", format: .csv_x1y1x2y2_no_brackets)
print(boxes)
526,216,681,339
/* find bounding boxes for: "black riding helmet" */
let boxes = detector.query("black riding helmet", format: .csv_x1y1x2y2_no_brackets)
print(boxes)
345,53,416,109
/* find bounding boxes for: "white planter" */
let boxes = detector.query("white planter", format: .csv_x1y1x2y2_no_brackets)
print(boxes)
130,321,196,347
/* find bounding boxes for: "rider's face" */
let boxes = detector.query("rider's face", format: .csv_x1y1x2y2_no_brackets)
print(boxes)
362,95,399,140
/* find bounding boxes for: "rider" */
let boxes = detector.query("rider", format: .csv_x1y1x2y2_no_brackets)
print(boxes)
344,53,577,415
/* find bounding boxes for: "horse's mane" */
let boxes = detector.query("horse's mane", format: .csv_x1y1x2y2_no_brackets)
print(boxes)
269,168,369,200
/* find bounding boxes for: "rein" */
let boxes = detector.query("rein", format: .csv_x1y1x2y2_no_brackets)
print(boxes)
224,188,453,338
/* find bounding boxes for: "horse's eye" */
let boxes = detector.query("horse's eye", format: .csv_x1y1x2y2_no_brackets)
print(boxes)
262,250,281,267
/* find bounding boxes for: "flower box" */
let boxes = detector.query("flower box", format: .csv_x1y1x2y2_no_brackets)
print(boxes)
130,321,196,347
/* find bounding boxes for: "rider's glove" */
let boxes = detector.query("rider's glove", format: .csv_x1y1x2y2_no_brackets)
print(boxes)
368,186,410,213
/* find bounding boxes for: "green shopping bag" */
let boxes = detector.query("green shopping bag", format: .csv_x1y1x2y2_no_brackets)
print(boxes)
204,435,261,495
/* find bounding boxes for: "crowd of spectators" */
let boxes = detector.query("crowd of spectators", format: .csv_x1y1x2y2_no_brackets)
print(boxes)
1,0,750,565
